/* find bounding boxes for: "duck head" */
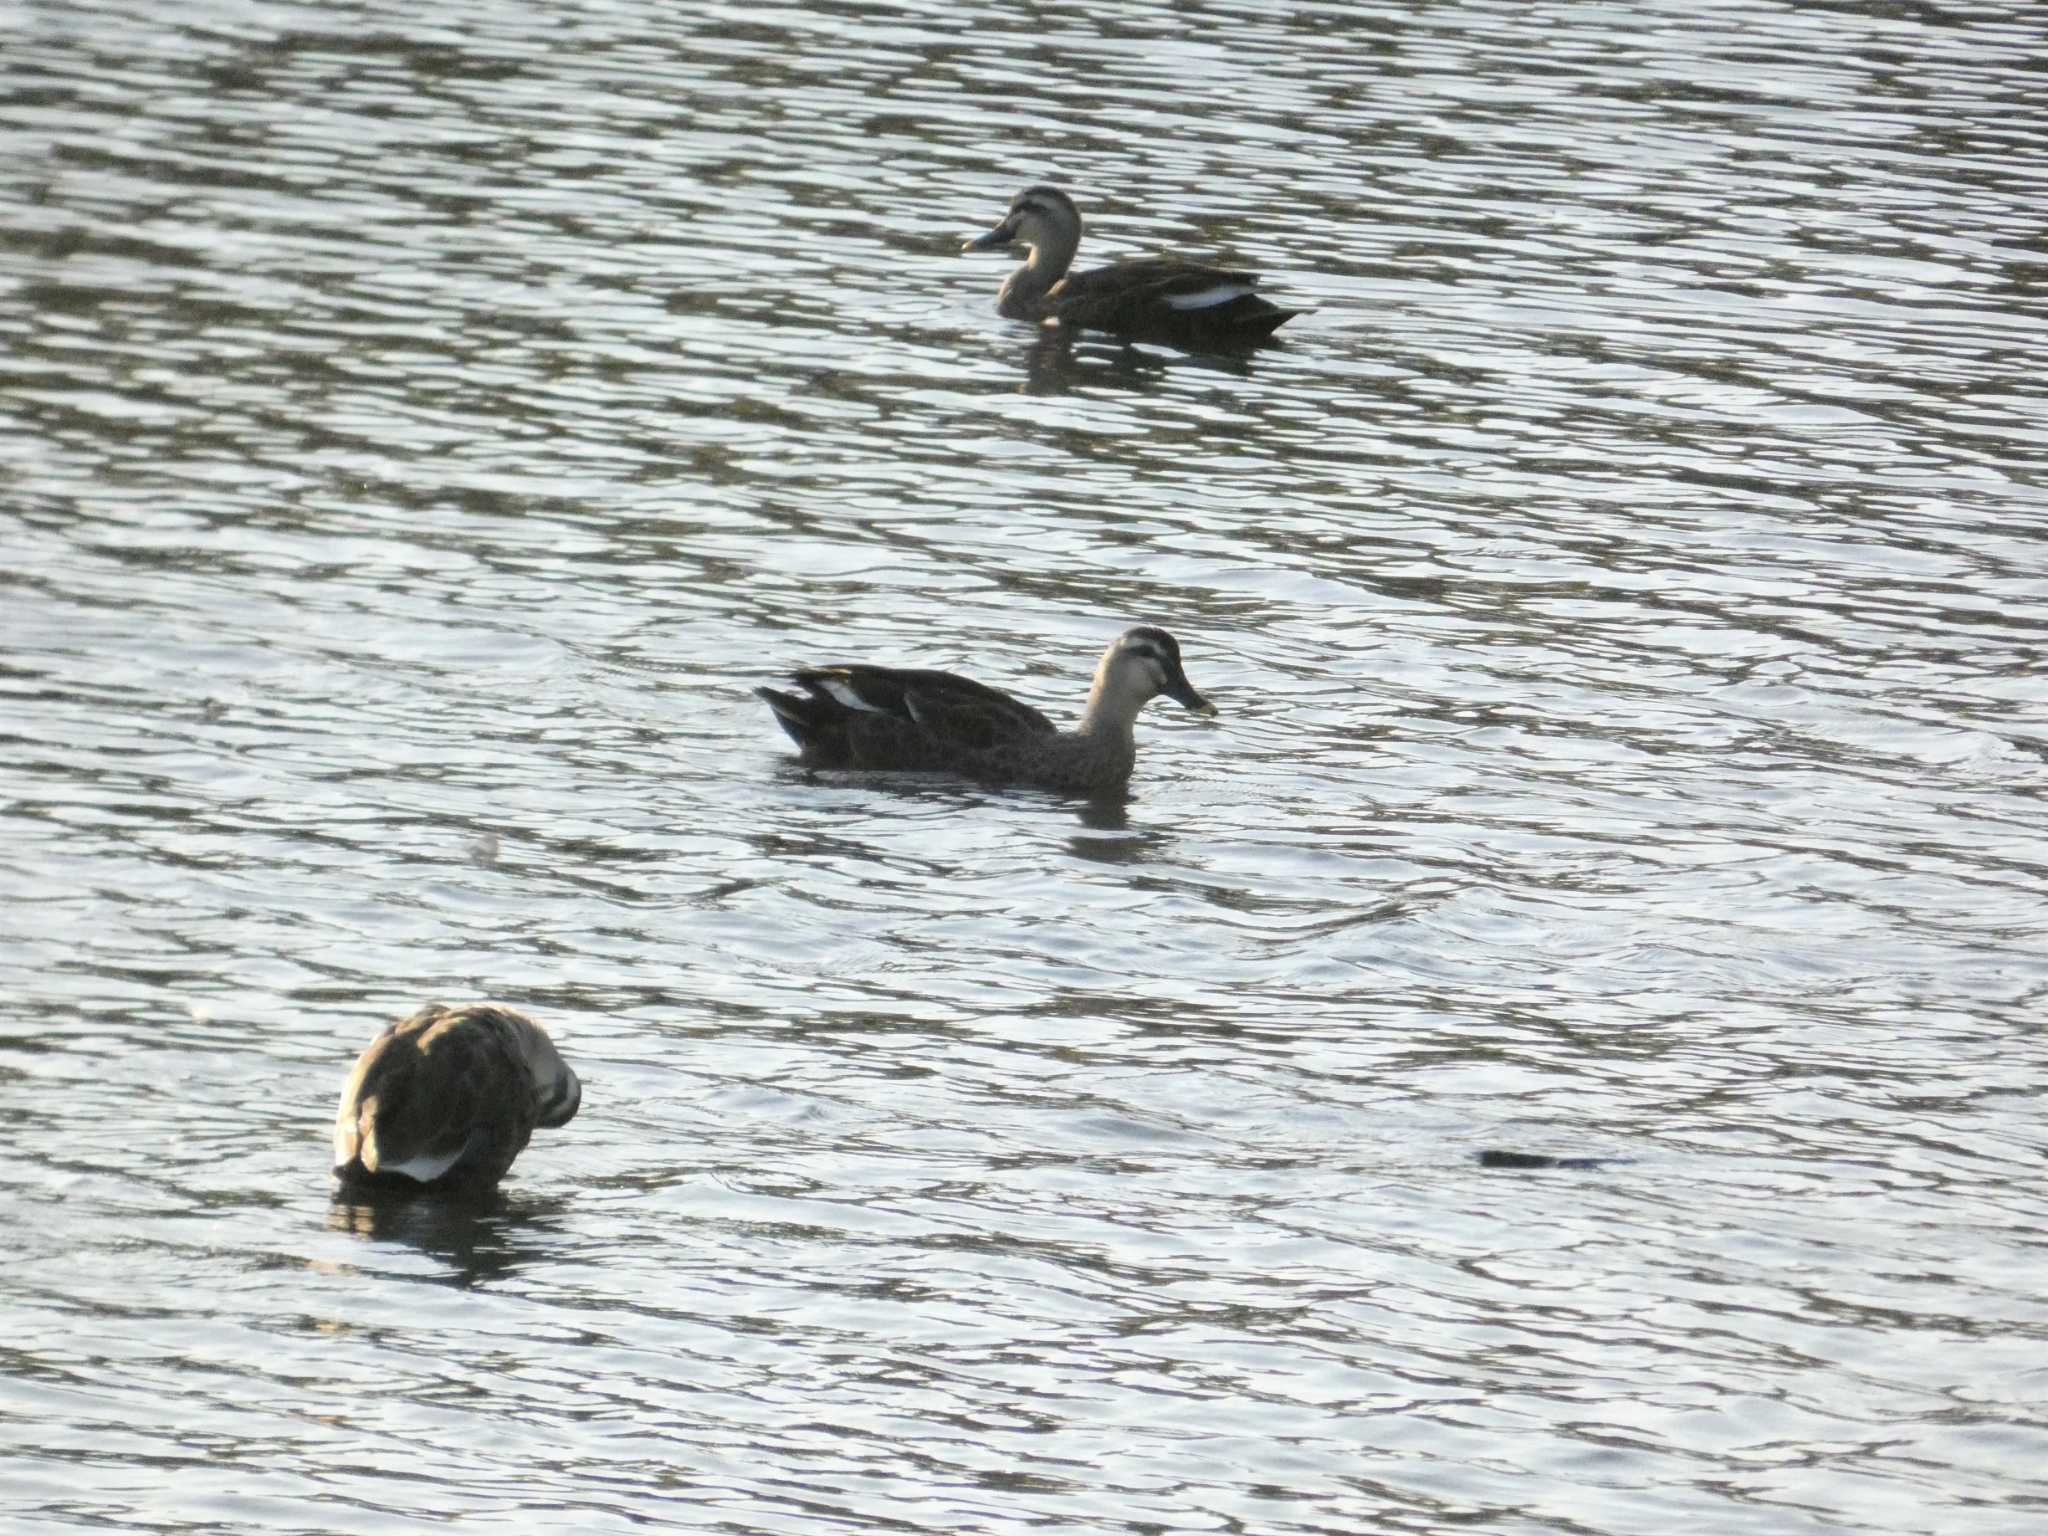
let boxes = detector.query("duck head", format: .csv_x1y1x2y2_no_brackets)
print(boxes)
1085,626,1217,731
963,185,1083,259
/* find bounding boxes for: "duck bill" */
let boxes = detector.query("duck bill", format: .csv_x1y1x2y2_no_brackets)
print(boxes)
1168,676,1217,716
538,1073,582,1128
963,217,1019,252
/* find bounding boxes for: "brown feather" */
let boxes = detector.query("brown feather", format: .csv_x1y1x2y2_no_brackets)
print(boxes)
333,1003,580,1197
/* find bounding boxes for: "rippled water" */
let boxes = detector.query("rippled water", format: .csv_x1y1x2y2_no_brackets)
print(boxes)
5,0,2046,1531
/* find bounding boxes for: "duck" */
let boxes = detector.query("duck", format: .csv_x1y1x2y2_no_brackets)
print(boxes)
332,1003,581,1197
757,625,1217,795
964,185,1302,350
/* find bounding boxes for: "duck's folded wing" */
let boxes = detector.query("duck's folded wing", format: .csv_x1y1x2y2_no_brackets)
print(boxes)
342,1027,501,1182
807,667,1057,746
902,681,1058,751
1050,259,1265,328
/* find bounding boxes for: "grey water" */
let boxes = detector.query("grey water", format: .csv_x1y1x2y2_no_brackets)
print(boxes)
4,0,2046,1531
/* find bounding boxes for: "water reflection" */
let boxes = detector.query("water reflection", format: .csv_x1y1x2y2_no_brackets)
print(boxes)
1018,330,1170,393
1008,329,1280,394
1070,794,1132,834
765,765,1186,848
328,1191,575,1290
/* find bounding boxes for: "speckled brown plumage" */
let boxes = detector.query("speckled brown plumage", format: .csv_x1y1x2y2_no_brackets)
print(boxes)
332,1003,581,1196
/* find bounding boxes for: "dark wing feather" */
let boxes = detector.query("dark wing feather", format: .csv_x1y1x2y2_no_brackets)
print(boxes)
897,688,1037,753
335,1005,532,1190
760,664,1056,770
828,667,1057,743
1056,258,1261,306
1048,259,1299,346
380,1023,502,1172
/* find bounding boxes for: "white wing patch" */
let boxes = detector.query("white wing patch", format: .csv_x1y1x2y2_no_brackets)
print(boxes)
353,1115,482,1183
380,1148,469,1183
1165,283,1253,311
822,680,883,712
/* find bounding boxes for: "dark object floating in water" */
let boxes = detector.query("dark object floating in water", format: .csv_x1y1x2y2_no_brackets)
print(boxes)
333,1002,581,1196
1478,1149,1623,1172
757,625,1216,795
964,185,1304,351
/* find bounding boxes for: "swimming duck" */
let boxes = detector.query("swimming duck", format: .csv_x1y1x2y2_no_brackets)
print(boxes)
964,186,1301,350
757,625,1217,795
332,1003,581,1196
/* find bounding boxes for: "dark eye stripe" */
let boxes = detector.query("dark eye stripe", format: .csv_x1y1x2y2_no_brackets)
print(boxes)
1015,189,1071,219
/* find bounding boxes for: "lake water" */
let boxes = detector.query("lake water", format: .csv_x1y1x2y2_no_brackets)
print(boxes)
3,0,2046,1531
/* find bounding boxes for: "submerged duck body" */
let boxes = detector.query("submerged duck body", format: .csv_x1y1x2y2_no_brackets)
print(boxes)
332,1003,581,1196
756,625,1217,795
965,186,1301,350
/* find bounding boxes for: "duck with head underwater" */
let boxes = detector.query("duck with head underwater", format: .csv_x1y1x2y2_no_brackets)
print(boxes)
964,185,1303,351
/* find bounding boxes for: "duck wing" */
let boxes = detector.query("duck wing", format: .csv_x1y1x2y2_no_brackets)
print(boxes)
817,666,1056,746
333,1006,533,1189
1048,259,1298,345
760,665,1056,769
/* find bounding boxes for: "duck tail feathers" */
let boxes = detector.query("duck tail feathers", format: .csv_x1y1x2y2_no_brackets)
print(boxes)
755,686,816,747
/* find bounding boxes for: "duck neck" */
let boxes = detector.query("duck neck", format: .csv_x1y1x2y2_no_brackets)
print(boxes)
1075,677,1143,745
998,232,1079,319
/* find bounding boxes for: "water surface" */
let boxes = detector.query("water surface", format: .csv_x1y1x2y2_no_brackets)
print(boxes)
4,1,2046,1532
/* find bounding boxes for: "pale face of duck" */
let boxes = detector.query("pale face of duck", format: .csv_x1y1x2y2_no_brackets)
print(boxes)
963,185,1083,266
1083,626,1217,731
